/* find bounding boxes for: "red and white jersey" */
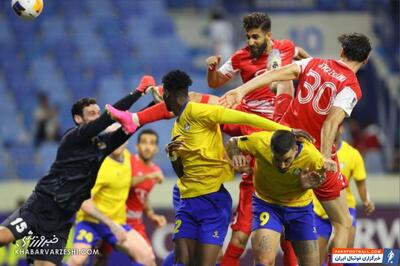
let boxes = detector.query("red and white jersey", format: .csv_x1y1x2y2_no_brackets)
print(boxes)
126,154,160,221
219,39,295,119
281,58,362,148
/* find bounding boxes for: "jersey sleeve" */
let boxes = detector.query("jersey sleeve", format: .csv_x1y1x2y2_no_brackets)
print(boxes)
351,149,367,181
218,58,239,78
332,86,359,117
189,103,226,126
279,39,296,66
294,58,313,74
237,131,271,157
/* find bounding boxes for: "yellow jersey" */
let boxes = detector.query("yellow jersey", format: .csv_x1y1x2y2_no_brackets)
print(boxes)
237,131,324,207
313,141,366,218
172,102,233,198
172,101,291,198
76,149,132,224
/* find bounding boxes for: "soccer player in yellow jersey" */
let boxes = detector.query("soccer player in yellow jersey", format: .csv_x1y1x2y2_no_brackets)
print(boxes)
106,69,312,265
227,130,327,266
313,125,375,265
159,70,306,266
68,124,155,266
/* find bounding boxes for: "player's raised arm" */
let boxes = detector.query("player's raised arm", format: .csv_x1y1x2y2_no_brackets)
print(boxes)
219,63,301,108
80,198,127,243
320,106,346,171
206,55,232,88
294,46,311,60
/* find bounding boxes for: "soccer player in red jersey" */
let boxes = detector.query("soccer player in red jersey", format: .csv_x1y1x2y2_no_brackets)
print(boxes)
204,12,309,265
220,32,372,265
126,129,167,246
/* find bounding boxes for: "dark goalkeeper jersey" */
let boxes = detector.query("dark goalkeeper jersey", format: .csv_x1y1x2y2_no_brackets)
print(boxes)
34,91,142,212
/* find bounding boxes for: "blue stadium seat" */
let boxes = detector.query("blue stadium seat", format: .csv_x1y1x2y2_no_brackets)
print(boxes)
0,148,15,180
8,144,38,180
37,142,58,176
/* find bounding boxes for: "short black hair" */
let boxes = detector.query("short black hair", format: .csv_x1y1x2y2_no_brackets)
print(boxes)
137,129,159,144
271,130,296,156
338,33,371,62
71,97,97,125
242,12,271,32
162,70,192,94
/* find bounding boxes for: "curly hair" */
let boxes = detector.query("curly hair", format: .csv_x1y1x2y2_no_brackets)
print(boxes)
162,70,193,94
71,97,97,125
242,12,271,32
338,33,371,62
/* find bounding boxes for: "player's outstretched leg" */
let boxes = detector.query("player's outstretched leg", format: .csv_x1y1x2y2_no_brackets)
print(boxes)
106,104,138,134
251,228,281,266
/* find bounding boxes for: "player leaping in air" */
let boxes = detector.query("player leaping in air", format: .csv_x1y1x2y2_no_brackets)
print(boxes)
205,12,310,266
220,32,372,265
0,76,155,266
105,69,313,266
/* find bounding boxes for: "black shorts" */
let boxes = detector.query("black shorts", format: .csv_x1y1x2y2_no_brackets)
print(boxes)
1,191,74,265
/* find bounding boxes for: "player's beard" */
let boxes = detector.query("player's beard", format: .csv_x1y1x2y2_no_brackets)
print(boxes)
249,40,268,59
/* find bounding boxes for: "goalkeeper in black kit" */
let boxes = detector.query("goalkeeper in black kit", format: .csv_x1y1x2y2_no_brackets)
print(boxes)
0,76,155,266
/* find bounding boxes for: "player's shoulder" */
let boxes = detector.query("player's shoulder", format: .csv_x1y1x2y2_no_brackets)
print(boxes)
248,131,273,144
301,140,322,159
341,141,361,157
229,46,250,62
272,39,295,51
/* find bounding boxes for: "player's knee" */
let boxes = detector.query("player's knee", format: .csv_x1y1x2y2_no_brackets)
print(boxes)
68,255,88,266
0,226,15,246
332,212,352,231
255,255,275,266
231,232,249,249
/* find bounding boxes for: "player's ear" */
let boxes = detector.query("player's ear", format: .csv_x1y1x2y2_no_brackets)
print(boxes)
155,146,159,154
363,55,370,65
339,48,345,58
265,31,272,39
74,115,83,125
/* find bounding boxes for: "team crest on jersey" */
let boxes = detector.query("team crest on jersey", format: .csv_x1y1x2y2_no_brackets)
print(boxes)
92,136,107,150
184,123,190,131
293,168,302,176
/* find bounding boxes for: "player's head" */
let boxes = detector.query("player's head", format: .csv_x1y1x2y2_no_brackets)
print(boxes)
71,98,100,125
162,70,192,115
242,12,272,59
136,129,159,162
270,130,298,173
105,123,128,156
338,33,371,64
